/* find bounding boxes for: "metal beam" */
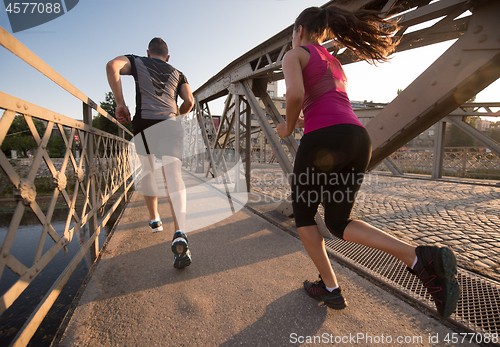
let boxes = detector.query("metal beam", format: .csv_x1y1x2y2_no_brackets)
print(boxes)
241,80,293,176
253,80,299,158
444,116,500,157
194,0,475,104
383,158,404,176
194,97,221,182
366,0,500,170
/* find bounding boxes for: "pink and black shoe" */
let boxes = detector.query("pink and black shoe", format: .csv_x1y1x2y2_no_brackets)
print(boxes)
408,245,460,318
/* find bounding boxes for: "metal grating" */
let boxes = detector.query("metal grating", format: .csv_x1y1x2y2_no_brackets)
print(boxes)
324,237,500,346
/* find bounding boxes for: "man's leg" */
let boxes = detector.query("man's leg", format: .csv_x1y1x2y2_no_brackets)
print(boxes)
138,154,163,232
143,194,159,221
161,155,186,232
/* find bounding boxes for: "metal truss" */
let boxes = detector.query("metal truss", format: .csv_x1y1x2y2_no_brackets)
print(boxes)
353,102,500,177
185,0,500,238
366,0,500,169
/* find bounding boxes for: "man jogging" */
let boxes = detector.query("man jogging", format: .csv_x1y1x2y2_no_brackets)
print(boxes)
106,37,194,269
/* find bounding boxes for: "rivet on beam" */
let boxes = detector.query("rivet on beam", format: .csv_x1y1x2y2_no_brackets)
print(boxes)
3,251,9,258
478,35,487,43
394,113,399,118
454,59,461,66
431,80,437,86
23,104,28,110
473,26,483,34
16,102,21,108
379,126,384,130
412,98,417,102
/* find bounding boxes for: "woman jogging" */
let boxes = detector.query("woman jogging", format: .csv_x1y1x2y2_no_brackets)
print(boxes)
276,5,460,318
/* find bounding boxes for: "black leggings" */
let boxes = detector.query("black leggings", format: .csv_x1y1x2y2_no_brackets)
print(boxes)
291,124,372,239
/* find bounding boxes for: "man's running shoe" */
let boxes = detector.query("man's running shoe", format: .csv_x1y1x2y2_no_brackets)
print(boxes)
408,245,460,318
149,219,163,233
171,231,191,269
303,275,347,309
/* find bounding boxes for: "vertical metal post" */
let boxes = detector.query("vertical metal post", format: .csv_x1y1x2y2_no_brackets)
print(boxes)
194,98,220,182
260,131,264,163
119,127,128,203
185,116,193,168
195,112,204,173
234,95,245,192
83,103,98,262
431,121,446,179
462,147,468,178
245,105,251,192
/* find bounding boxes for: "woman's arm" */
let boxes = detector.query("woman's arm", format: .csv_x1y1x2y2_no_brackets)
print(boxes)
277,48,305,138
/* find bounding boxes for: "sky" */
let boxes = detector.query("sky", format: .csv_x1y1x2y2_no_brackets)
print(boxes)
0,0,498,122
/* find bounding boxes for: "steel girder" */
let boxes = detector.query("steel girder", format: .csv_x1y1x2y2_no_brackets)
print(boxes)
188,0,498,237
194,0,477,104
366,0,500,169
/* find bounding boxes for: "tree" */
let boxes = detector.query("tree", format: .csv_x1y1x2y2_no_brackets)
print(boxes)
0,115,70,158
1,115,45,157
92,92,132,136
46,134,66,158
490,122,500,144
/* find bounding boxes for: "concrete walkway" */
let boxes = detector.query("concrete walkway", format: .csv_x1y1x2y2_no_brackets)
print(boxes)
56,169,478,347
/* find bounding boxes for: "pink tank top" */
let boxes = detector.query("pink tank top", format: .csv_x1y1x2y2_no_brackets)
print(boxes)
301,44,363,134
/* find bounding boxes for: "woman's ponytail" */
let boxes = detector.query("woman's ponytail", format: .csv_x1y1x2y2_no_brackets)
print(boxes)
294,6,400,64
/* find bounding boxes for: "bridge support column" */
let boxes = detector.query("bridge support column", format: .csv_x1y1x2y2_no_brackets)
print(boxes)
432,120,447,179
83,102,98,262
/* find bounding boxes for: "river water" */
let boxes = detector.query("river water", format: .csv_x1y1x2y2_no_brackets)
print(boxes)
0,206,121,347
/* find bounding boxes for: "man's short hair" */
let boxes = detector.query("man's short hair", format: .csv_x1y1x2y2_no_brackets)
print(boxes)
148,37,169,58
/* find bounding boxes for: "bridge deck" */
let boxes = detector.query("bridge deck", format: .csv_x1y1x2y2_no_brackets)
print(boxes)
55,169,500,346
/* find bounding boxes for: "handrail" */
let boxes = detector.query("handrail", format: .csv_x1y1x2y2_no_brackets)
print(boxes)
0,25,136,346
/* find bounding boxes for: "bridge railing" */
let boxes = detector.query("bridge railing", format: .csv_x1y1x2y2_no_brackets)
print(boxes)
375,146,500,180
0,26,137,346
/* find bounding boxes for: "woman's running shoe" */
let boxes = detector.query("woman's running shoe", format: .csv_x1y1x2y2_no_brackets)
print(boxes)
408,245,461,318
303,275,347,309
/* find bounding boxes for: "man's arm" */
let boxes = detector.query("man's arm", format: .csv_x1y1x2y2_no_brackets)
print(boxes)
106,55,132,124
178,83,194,117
